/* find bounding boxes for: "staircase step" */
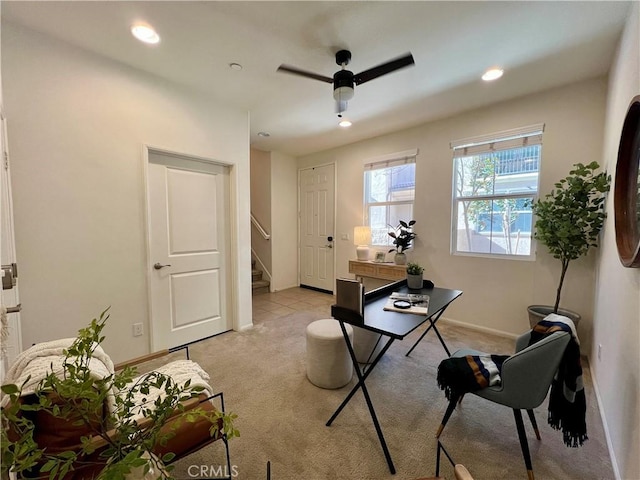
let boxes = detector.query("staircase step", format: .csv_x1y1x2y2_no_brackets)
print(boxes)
252,269,263,282
252,279,270,295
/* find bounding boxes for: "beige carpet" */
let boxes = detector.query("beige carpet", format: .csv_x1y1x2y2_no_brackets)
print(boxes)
170,305,614,480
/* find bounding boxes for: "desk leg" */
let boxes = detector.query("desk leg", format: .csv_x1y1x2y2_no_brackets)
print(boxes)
326,322,397,475
405,308,452,357
431,320,451,357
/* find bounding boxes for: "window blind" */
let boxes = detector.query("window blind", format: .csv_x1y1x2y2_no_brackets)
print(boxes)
364,149,418,170
450,124,544,158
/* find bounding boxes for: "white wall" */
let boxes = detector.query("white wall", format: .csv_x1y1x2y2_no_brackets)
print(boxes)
250,148,272,277
299,77,607,346
592,3,640,478
2,23,252,362
270,151,298,291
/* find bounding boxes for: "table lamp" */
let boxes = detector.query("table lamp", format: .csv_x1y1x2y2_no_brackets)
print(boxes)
354,226,372,261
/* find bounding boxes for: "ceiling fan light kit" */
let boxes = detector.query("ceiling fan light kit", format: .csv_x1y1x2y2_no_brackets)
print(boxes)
277,49,414,115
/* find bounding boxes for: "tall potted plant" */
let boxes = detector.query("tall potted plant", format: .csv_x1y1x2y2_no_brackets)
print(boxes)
388,220,416,265
528,161,610,326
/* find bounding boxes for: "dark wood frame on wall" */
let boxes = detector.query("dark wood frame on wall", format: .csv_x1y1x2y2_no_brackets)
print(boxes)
614,95,640,267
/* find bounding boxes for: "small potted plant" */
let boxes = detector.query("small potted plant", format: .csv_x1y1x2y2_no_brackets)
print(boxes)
388,220,416,265
528,161,610,327
406,262,424,289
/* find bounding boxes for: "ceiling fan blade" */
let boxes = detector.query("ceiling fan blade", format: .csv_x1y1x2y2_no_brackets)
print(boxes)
353,53,415,85
277,65,333,83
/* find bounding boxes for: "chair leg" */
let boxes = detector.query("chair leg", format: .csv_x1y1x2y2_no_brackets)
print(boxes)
526,409,541,441
436,394,460,438
513,409,535,480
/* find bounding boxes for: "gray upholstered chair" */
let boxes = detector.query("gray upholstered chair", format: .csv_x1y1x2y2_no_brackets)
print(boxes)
436,330,570,480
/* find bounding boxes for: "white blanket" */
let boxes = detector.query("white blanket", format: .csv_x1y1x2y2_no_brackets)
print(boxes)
0,338,116,411
123,360,214,421
1,339,214,423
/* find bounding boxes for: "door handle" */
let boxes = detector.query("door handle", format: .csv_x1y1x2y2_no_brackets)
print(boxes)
325,244,333,249
153,263,172,270
5,303,21,314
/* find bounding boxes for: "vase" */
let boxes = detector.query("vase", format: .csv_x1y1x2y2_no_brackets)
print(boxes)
394,253,407,265
406,273,423,290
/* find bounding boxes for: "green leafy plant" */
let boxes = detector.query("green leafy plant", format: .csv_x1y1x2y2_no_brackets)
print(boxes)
406,262,424,275
532,162,610,313
388,220,416,253
1,309,238,480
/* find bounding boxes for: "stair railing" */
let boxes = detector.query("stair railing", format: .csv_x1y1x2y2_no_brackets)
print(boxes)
251,248,272,292
251,214,270,240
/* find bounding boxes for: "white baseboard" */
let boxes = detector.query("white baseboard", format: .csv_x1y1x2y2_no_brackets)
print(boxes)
438,316,519,340
588,361,621,480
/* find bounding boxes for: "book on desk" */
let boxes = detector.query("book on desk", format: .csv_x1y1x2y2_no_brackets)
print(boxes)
336,278,364,314
383,292,430,314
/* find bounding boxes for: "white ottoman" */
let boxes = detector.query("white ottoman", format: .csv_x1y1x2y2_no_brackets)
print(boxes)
306,319,354,389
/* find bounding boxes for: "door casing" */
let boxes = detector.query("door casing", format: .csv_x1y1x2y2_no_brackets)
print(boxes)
143,146,236,350
298,163,337,293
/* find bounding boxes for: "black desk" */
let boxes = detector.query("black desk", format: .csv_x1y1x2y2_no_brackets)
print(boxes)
327,279,463,474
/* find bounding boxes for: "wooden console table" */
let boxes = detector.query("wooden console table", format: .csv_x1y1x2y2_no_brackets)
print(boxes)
349,260,406,282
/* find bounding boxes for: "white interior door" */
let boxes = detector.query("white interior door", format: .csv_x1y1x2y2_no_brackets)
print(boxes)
299,164,335,293
147,150,231,350
0,113,22,381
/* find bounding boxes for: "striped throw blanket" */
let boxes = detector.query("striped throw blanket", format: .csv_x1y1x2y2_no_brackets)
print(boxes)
533,314,588,447
436,354,508,402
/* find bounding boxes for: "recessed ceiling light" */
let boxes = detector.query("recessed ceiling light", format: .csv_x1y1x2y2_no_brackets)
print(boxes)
257,131,270,137
339,119,352,128
229,63,243,71
482,68,504,81
131,23,160,44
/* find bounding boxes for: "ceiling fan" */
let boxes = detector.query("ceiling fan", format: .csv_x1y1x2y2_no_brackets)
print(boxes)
277,49,415,115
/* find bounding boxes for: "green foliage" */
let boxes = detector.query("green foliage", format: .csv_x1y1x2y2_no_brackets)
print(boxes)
532,161,610,312
388,220,417,253
1,308,238,480
406,262,424,275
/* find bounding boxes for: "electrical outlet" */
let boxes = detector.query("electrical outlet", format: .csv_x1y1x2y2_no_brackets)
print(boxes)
133,323,144,337
598,343,602,361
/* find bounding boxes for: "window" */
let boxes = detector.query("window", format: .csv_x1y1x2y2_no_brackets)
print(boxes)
451,125,543,258
364,150,417,247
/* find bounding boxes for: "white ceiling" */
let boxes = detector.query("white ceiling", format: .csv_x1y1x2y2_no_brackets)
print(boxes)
2,1,631,157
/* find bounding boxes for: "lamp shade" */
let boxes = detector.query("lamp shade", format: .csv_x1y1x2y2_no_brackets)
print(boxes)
354,226,371,261
353,226,371,246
